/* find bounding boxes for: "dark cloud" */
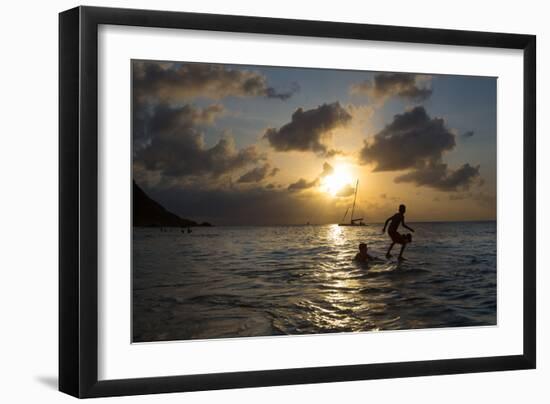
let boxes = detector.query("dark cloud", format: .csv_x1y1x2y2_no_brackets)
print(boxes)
265,82,301,101
288,178,319,192
147,103,224,135
462,130,475,138
135,103,264,179
351,73,432,102
395,162,480,191
287,161,334,192
133,100,225,153
359,106,455,171
325,149,345,158
264,102,352,155
132,61,299,183
133,61,298,103
359,106,483,192
237,164,279,183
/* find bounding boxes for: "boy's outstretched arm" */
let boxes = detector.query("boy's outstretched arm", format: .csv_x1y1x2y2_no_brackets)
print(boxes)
402,218,415,232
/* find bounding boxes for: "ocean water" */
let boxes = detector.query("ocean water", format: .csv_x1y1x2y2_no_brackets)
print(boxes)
132,222,496,342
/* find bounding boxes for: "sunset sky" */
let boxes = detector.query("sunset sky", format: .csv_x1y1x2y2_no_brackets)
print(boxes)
132,60,496,225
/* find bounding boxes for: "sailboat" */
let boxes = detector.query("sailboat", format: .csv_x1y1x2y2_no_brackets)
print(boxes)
338,180,365,226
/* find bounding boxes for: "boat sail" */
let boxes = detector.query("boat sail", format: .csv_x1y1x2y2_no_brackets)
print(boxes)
338,180,365,226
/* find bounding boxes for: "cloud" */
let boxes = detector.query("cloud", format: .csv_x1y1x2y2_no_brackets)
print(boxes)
321,162,334,177
359,106,455,171
264,102,352,155
325,149,345,158
147,103,224,135
395,162,481,191
287,161,334,192
288,178,319,192
144,183,347,226
137,158,393,225
359,106,483,192
448,191,496,208
380,193,400,202
351,73,432,103
135,103,265,179
335,184,355,197
133,61,298,103
133,100,225,153
265,82,301,101
237,164,279,183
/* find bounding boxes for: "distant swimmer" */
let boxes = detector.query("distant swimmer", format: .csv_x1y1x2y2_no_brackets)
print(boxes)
382,204,415,261
353,242,377,263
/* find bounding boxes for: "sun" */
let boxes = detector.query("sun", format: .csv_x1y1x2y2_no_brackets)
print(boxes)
321,164,353,196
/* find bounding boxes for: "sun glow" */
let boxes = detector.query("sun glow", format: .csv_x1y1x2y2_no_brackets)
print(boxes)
321,164,353,196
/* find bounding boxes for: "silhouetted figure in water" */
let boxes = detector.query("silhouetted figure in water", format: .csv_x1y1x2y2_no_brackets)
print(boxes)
382,204,414,261
354,242,376,263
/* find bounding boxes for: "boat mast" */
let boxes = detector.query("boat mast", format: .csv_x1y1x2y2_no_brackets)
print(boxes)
350,180,359,224
341,207,350,223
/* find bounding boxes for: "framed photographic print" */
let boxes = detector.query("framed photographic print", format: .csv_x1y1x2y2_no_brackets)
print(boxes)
59,6,536,398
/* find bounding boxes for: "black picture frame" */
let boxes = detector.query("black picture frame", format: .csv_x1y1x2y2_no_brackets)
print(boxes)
59,5,536,398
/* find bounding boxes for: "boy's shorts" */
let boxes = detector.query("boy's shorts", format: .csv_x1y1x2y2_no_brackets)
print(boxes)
389,230,412,244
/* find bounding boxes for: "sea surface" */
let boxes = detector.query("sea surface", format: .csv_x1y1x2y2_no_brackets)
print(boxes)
132,222,496,342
